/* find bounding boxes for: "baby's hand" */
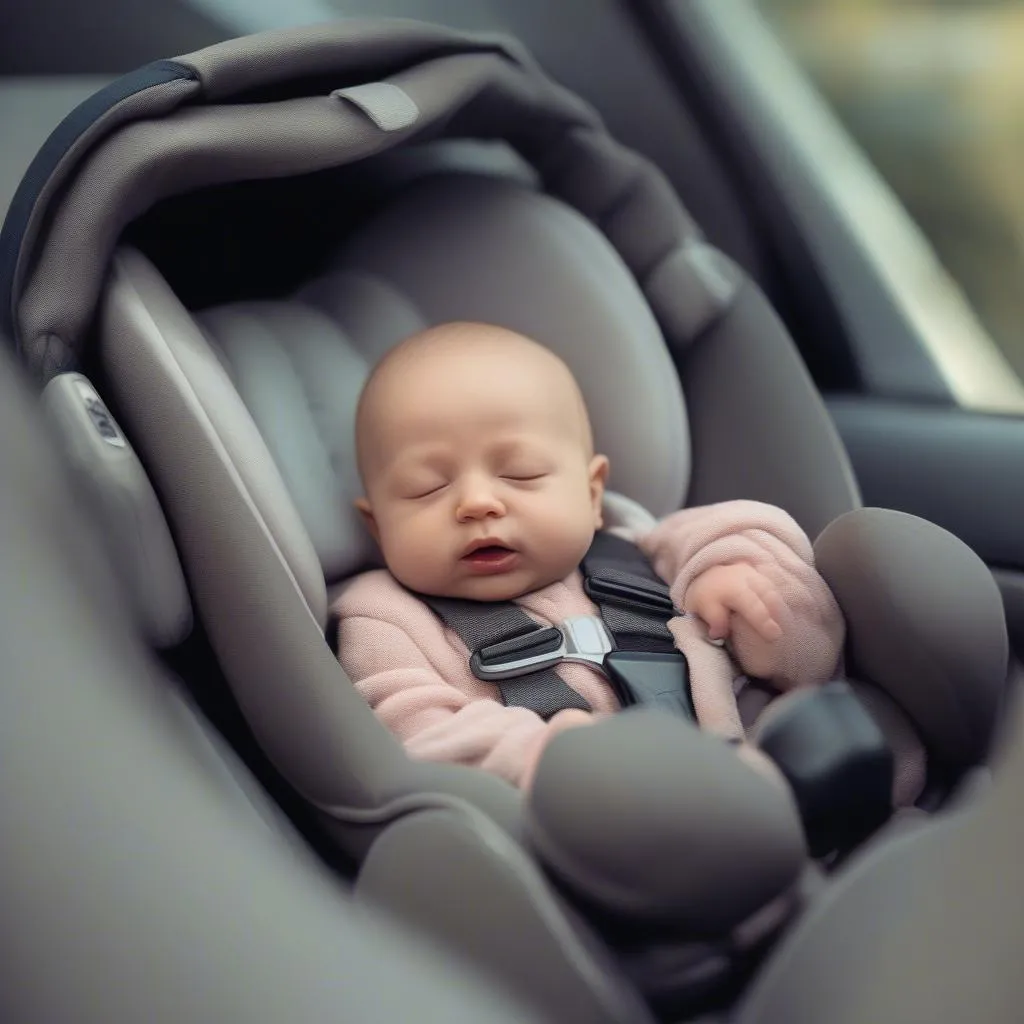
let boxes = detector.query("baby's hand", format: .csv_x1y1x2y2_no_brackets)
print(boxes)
684,563,785,643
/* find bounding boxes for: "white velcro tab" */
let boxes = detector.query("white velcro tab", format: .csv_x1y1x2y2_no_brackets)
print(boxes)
331,83,420,132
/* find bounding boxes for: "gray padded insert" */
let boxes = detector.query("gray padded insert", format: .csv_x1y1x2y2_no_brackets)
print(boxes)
197,174,691,582
331,175,691,519
197,272,425,582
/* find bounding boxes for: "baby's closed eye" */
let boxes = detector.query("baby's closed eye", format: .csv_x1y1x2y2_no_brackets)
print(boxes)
498,456,553,483
397,475,449,499
501,471,548,483
407,483,448,499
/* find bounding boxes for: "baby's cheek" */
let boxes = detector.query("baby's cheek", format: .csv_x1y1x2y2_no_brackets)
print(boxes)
377,515,421,568
547,515,597,576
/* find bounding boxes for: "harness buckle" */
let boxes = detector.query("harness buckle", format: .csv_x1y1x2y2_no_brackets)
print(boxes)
469,613,696,724
470,615,614,682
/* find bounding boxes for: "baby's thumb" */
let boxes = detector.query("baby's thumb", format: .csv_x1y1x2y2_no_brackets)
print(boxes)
697,602,731,641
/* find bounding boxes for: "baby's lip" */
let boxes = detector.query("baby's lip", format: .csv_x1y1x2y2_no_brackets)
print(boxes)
460,537,516,559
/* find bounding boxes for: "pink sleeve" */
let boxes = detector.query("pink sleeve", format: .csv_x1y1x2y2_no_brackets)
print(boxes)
635,500,845,693
334,574,593,790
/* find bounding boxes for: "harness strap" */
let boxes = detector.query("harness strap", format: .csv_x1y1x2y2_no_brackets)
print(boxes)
580,532,678,654
420,595,593,720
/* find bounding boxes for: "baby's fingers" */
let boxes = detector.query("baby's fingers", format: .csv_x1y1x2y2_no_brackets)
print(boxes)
728,584,782,641
748,571,788,622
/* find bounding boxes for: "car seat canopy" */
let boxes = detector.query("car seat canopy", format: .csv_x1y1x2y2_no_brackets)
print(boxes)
3,19,739,391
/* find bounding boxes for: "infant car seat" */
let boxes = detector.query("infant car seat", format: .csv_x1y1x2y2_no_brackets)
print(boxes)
1,17,1010,1018
3,327,1022,1024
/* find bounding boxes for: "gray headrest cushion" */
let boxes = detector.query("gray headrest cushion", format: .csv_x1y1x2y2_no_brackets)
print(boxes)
201,175,690,582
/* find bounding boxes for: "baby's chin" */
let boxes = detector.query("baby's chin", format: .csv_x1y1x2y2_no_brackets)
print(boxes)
450,574,542,603
399,565,564,604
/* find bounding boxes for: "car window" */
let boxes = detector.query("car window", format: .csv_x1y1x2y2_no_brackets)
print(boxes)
754,0,1024,385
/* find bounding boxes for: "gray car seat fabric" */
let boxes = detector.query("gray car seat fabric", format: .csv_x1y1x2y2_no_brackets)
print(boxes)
41,371,194,649
735,699,1024,1024
100,244,526,835
0,345,556,1024
203,173,692,582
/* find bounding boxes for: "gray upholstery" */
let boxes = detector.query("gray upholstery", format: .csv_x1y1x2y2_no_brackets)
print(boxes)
196,173,690,580
735,698,1024,1024
41,371,192,649
356,805,654,1024
815,508,1008,769
526,711,805,933
8,75,201,367
0,345,551,1024
327,174,691,518
103,249,330,626
679,280,861,539
196,289,415,582
14,22,601,378
178,18,522,101
16,18,781,436
23,92,418,370
100,246,525,838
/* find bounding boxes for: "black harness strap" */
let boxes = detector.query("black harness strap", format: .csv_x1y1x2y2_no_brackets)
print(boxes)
420,595,593,720
580,532,678,654
580,533,696,719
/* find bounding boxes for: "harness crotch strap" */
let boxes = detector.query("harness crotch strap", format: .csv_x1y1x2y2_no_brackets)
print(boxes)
421,533,695,721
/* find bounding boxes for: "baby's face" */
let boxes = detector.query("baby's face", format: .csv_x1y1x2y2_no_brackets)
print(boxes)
356,329,609,602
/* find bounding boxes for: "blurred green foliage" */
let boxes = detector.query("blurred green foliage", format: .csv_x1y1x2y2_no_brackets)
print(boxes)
756,0,1024,377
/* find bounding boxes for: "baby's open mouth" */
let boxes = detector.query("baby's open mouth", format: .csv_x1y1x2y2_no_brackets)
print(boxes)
460,541,520,574
462,544,514,562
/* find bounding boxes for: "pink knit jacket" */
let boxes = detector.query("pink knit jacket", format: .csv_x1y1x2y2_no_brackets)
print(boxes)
333,495,846,789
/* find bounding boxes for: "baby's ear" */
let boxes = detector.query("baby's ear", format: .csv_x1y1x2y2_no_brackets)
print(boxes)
354,497,380,543
589,454,611,526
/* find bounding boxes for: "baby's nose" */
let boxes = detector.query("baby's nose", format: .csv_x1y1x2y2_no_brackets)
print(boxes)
456,479,506,520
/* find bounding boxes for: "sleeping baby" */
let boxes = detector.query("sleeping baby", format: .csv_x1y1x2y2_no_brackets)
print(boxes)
332,321,846,789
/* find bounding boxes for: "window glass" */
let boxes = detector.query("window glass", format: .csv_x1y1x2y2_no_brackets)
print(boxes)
755,0,1024,380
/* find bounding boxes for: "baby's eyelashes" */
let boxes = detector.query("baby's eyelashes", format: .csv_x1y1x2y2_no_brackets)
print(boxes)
395,463,552,498
400,480,449,499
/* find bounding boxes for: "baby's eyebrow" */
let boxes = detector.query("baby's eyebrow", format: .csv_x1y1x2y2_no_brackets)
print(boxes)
489,438,546,459
387,448,450,474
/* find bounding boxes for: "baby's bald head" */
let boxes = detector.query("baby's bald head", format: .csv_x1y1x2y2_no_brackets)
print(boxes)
351,321,611,601
355,322,595,486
